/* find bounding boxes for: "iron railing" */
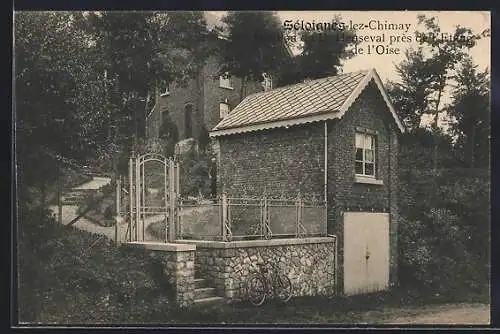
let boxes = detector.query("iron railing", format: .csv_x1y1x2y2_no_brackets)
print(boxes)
177,194,328,241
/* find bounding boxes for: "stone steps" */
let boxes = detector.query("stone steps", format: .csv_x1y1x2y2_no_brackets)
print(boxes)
61,189,95,205
193,296,225,307
194,278,207,289
194,287,217,300
193,277,224,306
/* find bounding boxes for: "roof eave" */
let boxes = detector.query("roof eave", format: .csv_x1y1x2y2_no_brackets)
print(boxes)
209,111,340,137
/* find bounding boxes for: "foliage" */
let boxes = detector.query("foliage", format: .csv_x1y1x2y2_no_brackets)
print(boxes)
398,168,490,297
75,11,217,154
447,57,490,168
296,23,357,81
220,11,290,101
178,146,212,198
18,207,175,324
387,15,485,134
275,17,357,86
15,12,112,206
399,128,462,171
386,49,434,132
413,15,482,126
273,55,303,87
197,126,210,153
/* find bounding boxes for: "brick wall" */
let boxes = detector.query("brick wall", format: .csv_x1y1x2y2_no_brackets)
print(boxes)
202,57,263,133
326,80,399,292
146,55,264,142
217,122,325,199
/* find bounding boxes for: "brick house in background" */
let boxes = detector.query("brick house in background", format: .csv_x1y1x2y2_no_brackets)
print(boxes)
209,68,405,296
146,12,289,143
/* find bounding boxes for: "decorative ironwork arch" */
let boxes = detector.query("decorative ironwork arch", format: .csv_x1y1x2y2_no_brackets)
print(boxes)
122,152,180,243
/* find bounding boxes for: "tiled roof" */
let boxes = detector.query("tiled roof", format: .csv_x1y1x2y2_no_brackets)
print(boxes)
212,70,368,131
211,69,405,136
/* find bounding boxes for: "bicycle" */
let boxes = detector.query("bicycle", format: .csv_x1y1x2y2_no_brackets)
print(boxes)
245,262,293,306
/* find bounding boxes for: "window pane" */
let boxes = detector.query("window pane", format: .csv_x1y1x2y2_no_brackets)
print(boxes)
364,135,374,149
365,149,374,163
356,148,363,161
220,73,232,88
355,161,363,174
365,163,374,176
355,133,363,148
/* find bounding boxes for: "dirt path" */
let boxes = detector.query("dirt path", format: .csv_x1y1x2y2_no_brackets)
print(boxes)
73,176,111,190
48,176,114,239
48,204,116,239
376,302,490,325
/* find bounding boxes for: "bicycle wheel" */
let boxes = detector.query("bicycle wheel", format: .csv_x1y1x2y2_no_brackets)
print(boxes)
246,274,266,306
276,274,293,303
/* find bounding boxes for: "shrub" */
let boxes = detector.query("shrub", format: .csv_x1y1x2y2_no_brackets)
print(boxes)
18,207,175,324
178,147,211,198
398,168,490,299
103,205,114,220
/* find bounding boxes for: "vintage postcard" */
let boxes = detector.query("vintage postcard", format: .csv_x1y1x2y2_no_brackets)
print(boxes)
14,10,491,327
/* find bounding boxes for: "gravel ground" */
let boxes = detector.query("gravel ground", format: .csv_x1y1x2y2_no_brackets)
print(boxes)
378,302,490,325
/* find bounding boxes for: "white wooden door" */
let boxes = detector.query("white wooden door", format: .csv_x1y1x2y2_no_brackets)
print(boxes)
343,212,390,295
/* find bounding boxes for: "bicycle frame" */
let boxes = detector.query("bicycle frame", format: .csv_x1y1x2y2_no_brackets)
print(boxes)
256,263,284,297
246,261,292,306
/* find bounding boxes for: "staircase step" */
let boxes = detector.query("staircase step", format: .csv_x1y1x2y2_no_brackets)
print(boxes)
194,287,216,300
193,296,224,306
194,278,207,289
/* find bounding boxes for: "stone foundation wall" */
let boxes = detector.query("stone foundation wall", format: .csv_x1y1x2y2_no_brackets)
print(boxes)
189,238,337,301
127,242,195,307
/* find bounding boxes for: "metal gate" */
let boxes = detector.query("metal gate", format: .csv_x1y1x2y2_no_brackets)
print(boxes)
116,152,180,243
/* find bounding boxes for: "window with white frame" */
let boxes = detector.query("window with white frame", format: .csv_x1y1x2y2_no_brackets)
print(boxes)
355,132,376,177
261,73,273,91
219,73,233,89
219,102,230,119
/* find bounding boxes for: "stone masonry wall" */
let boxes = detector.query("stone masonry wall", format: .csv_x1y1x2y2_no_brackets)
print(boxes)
194,238,337,302
127,243,195,308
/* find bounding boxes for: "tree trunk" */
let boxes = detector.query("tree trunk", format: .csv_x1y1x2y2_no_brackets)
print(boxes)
469,125,476,168
143,90,152,141
432,111,439,173
431,83,444,208
432,88,442,174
